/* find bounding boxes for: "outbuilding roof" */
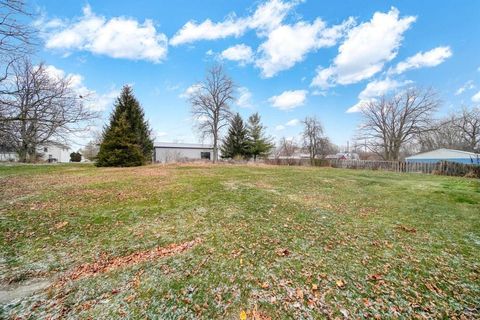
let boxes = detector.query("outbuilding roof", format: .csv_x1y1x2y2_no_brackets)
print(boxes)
406,148,480,160
154,142,214,149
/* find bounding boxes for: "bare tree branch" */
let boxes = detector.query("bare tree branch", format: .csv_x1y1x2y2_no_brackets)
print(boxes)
0,0,36,83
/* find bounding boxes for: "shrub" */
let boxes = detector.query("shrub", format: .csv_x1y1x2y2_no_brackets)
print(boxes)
70,152,82,162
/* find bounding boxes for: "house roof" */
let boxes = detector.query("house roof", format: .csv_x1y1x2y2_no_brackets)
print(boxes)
406,148,480,160
43,141,70,149
154,142,214,149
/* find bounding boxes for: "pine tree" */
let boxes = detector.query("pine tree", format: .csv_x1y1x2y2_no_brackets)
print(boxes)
221,113,249,159
96,86,153,167
96,114,143,167
247,112,274,161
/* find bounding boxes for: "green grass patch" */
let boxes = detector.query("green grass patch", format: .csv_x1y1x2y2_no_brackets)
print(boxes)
1,163,479,319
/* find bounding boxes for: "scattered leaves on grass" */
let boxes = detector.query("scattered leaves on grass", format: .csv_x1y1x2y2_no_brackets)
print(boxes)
54,221,68,229
396,225,417,233
260,282,270,289
240,310,247,320
336,279,346,289
367,273,383,281
296,288,304,300
239,307,272,320
252,309,272,320
275,248,290,257
58,238,202,284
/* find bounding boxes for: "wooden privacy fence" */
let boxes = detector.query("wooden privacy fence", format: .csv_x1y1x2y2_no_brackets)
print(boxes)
265,158,480,178
265,158,330,167
328,159,480,177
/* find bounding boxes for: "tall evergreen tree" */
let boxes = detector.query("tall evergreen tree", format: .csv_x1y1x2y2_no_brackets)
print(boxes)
221,113,249,159
96,114,144,167
96,86,153,167
247,112,274,161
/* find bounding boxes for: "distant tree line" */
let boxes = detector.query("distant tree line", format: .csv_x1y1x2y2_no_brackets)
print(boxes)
356,87,480,160
418,107,480,154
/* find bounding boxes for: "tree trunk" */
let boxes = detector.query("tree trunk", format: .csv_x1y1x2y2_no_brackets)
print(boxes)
213,135,218,163
18,147,27,162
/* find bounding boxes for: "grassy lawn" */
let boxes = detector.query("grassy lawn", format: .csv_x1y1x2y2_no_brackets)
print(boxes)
1,163,479,319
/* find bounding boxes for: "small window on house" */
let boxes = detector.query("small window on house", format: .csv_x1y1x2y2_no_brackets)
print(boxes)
201,152,211,160
43,147,48,152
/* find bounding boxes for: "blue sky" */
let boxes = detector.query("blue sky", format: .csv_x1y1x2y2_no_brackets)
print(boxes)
29,0,480,149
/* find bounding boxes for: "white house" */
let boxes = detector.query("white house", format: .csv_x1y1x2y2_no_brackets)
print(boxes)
40,143,71,162
0,142,72,163
406,148,480,165
153,142,214,163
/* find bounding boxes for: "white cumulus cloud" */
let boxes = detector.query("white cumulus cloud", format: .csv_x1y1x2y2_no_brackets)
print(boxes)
256,17,354,77
179,84,202,99
43,64,119,111
286,118,300,126
312,7,416,88
171,0,353,77
221,44,253,65
455,80,475,95
269,90,307,110
39,5,168,62
472,91,480,103
236,87,253,108
390,46,452,74
170,0,295,46
347,78,411,113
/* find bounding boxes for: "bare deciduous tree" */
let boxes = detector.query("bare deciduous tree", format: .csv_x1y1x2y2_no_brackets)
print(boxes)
190,65,234,162
80,133,102,161
417,107,480,153
275,137,298,159
454,107,480,153
358,87,439,160
0,0,35,82
418,115,466,152
316,137,338,159
0,59,97,162
302,116,325,163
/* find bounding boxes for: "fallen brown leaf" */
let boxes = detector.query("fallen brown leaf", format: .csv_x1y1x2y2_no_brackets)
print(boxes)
336,279,346,289
54,221,69,229
368,273,383,281
296,288,304,300
276,248,290,257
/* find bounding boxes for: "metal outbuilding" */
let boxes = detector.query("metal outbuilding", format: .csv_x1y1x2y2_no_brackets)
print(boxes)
153,142,214,163
405,148,480,165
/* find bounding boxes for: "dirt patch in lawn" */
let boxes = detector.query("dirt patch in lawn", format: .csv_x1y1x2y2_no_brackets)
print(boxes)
0,278,52,305
57,238,202,285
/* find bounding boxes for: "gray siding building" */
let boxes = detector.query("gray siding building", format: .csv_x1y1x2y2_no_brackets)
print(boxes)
153,142,214,163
